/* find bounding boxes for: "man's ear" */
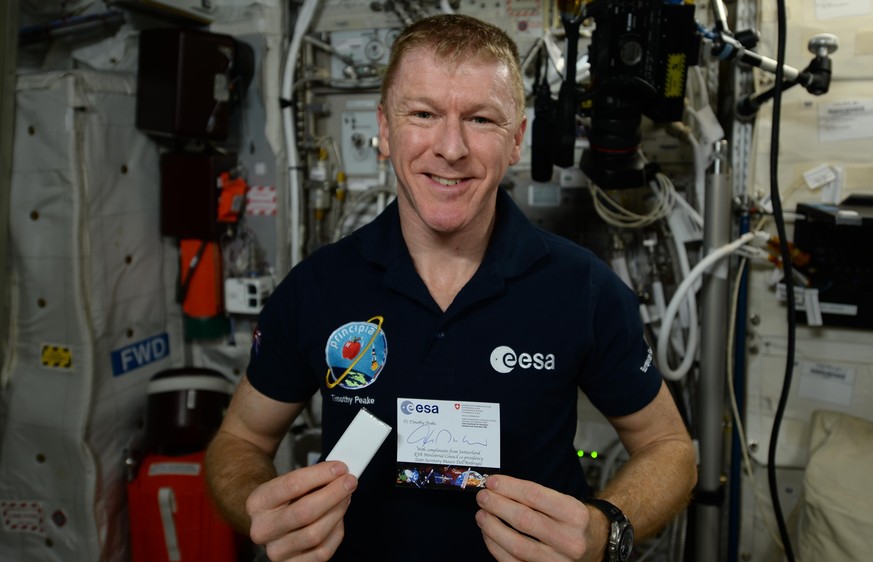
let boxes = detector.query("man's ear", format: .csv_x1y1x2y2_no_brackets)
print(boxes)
509,115,527,166
377,104,391,158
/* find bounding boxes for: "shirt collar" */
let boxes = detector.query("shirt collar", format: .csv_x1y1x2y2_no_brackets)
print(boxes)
486,187,551,278
353,189,550,309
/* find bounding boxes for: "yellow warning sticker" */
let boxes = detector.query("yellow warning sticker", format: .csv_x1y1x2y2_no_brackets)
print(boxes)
41,345,73,369
663,53,687,99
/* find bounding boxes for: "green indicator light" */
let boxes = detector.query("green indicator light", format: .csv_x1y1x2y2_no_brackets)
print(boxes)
577,450,585,458
591,451,599,459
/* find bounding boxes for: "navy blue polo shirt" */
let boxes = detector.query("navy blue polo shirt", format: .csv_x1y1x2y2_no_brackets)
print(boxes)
247,188,662,561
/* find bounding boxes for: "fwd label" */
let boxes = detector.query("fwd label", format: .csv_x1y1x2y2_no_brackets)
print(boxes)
111,333,170,376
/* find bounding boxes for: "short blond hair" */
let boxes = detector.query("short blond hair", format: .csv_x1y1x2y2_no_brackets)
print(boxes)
380,14,526,120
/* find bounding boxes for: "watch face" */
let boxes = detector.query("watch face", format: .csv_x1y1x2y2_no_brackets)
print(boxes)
618,527,634,561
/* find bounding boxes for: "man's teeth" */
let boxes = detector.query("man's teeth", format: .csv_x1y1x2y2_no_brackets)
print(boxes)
432,175,461,186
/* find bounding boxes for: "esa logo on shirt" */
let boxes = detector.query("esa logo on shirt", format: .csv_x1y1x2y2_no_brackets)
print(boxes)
490,345,555,374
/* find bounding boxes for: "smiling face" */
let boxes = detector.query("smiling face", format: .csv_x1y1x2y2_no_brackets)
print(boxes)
377,47,526,240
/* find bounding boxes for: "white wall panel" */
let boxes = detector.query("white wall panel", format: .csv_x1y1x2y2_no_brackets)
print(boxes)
738,0,873,557
1,70,183,562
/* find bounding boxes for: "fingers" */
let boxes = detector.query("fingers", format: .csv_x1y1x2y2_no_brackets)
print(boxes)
247,461,358,557
476,507,543,562
248,461,350,511
263,500,349,562
476,475,589,561
486,475,586,523
481,529,526,562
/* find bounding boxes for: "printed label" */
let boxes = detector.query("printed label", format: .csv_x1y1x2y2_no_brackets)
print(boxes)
111,333,170,376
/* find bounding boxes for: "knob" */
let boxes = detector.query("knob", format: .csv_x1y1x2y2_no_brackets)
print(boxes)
808,33,839,57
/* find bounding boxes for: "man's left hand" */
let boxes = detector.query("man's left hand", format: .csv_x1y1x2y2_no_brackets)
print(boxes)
475,474,602,562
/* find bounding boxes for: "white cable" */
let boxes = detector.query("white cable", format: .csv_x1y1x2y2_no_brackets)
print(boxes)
591,173,699,365
672,239,697,363
590,172,676,229
521,37,544,81
657,232,758,380
311,135,345,175
672,108,709,214
650,279,687,358
689,65,710,110
726,219,786,551
686,132,707,213
331,188,396,242
543,30,565,76
672,187,704,229
610,254,634,290
281,0,320,268
664,202,703,377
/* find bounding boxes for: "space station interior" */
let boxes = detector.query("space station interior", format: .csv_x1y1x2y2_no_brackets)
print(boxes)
0,0,872,560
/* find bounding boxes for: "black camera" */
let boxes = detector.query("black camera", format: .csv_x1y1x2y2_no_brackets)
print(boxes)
535,0,701,189
582,0,700,188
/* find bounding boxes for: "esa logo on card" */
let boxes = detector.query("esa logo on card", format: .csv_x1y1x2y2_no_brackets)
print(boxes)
400,400,440,415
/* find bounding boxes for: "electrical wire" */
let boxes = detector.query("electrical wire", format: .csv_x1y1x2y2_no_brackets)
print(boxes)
658,204,704,381
590,172,676,228
178,241,209,305
670,507,688,562
672,187,704,230
221,226,262,278
766,0,797,557
687,132,707,213
726,255,786,550
593,173,703,376
688,65,711,110
656,231,762,380
678,109,710,213
331,187,396,242
281,0,320,269
307,135,347,180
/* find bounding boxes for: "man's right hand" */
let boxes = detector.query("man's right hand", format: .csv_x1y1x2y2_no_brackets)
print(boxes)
246,460,358,562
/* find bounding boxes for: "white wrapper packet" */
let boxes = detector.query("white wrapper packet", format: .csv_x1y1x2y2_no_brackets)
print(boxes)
325,408,392,478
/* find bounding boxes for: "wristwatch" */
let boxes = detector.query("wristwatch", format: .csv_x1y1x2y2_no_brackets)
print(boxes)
586,498,634,562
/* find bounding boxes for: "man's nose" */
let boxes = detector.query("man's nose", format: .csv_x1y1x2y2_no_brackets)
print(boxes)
432,118,469,163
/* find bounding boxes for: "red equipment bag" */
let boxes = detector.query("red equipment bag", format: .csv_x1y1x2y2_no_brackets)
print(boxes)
127,450,240,562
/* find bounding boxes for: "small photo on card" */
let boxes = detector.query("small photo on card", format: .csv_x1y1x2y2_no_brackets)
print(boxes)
396,462,497,491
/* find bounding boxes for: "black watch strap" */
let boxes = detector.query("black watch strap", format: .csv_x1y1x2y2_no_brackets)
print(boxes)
585,498,633,562
586,498,624,523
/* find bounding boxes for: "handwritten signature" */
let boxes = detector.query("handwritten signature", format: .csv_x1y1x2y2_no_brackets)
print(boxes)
407,424,488,447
